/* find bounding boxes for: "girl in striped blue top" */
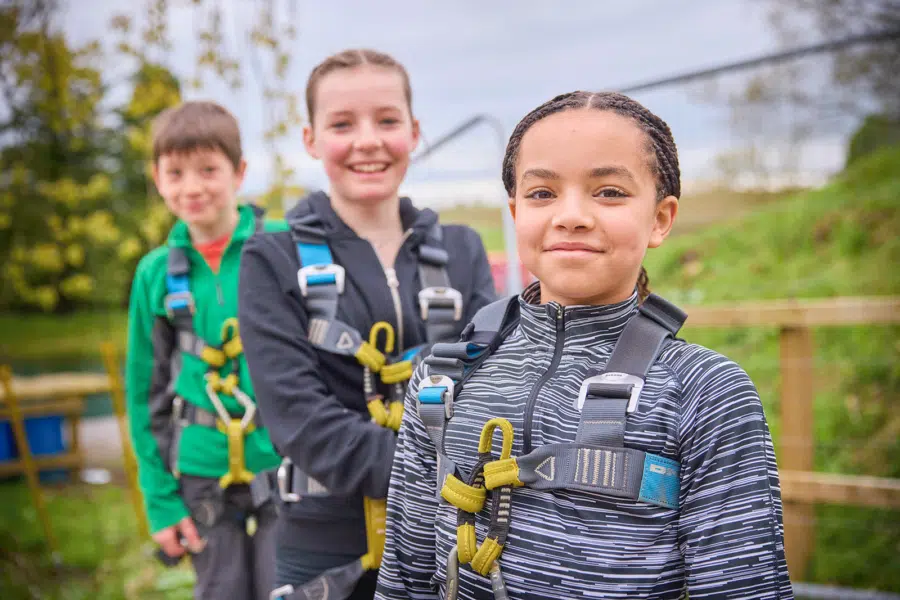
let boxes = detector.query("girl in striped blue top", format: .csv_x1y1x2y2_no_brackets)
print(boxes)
375,91,793,599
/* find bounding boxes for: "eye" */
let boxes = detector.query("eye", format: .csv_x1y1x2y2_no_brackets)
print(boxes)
595,187,627,198
167,169,181,177
524,189,555,201
330,121,351,130
203,166,217,174
380,117,400,126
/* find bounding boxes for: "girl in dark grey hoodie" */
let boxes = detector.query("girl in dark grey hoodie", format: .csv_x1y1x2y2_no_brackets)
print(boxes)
238,49,496,600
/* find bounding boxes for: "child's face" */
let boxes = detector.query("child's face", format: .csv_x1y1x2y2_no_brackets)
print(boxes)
153,148,246,234
509,109,677,307
303,65,419,207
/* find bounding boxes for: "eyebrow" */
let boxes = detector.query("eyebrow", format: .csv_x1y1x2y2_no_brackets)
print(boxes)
520,166,638,183
590,166,637,183
521,168,560,181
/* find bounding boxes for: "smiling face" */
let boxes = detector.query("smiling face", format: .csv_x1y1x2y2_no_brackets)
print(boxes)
303,64,420,208
509,108,678,306
152,147,246,238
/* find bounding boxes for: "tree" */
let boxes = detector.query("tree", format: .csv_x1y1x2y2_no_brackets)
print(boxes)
110,0,304,211
706,0,900,184
0,0,181,312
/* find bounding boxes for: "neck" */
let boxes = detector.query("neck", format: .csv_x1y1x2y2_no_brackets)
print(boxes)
538,280,637,308
329,190,404,240
189,208,239,245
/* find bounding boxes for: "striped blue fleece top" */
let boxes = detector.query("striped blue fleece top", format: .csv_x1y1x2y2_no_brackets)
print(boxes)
375,282,793,599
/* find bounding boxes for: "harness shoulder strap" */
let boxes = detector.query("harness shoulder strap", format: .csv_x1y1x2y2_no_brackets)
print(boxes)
416,221,464,344
515,293,688,509
417,295,520,495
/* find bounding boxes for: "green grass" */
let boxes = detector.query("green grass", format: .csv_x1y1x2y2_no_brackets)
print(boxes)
0,480,194,599
644,147,900,589
0,311,127,362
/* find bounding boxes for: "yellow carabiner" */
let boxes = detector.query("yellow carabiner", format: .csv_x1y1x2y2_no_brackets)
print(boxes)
368,321,395,354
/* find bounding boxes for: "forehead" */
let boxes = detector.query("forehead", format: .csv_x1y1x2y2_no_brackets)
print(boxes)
313,65,407,117
157,147,230,165
517,109,652,178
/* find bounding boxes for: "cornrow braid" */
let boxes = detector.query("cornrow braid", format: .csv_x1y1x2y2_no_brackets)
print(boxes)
502,91,682,301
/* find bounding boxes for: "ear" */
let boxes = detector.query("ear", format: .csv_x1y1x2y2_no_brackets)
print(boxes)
233,159,247,189
303,124,319,159
648,195,678,248
151,162,161,192
507,196,517,221
409,117,421,154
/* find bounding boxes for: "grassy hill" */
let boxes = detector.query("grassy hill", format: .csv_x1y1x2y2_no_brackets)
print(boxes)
645,147,900,589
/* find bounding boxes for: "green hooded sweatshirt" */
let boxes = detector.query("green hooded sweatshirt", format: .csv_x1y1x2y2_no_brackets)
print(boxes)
126,204,286,533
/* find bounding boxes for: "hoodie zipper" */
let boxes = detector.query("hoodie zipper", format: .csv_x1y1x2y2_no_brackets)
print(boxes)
522,304,566,454
381,228,414,354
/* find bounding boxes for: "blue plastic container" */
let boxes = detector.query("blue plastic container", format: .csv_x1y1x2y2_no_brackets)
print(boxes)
0,415,69,482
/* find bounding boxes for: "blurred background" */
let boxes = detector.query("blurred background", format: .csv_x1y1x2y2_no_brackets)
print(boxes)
0,0,897,598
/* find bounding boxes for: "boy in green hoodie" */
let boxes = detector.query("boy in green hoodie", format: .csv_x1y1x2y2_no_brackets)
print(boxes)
126,101,283,600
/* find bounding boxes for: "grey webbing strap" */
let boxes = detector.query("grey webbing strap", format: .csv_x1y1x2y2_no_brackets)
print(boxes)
515,443,646,500
166,248,195,331
177,399,263,429
270,559,364,600
575,296,687,450
307,317,364,357
417,223,463,343
303,281,341,322
250,469,276,509
177,330,213,359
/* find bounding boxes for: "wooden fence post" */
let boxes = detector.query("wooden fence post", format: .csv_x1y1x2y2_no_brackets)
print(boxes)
779,325,815,581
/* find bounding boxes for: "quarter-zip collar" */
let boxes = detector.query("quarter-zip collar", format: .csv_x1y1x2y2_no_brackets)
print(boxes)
518,280,640,348
167,203,258,249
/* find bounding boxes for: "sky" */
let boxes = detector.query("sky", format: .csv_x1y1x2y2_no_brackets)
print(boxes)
62,0,850,207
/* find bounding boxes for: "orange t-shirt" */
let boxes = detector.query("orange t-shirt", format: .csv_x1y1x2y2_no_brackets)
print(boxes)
194,232,231,274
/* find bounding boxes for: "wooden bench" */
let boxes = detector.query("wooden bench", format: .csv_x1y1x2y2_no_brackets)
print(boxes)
0,373,110,478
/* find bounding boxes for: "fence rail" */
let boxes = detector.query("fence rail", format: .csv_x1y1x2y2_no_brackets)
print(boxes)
682,295,900,581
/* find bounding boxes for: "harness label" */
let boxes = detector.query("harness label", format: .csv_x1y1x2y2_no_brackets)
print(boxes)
336,331,355,350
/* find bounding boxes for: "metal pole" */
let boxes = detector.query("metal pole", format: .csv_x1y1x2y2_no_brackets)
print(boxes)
100,342,150,540
0,364,60,563
413,114,524,295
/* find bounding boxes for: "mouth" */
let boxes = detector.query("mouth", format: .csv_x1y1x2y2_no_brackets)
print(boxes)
348,162,389,174
545,242,603,253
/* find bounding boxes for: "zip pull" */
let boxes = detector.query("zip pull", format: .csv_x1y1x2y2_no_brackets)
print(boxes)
384,267,399,289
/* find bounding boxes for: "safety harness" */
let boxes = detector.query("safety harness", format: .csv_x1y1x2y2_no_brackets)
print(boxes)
416,293,687,598
257,212,465,600
164,210,265,492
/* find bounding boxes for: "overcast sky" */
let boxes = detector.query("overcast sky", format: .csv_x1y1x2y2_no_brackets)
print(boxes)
62,0,847,202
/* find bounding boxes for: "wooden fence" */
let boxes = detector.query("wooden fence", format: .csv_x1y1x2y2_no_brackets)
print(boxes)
683,295,900,580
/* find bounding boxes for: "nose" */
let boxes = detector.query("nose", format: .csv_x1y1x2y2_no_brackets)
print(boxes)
353,120,382,152
550,190,594,231
182,170,203,196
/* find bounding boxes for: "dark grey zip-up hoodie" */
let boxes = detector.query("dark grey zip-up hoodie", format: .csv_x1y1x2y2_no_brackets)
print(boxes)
237,191,497,555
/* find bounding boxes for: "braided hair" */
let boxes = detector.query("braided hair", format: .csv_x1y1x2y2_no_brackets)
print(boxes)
502,91,681,301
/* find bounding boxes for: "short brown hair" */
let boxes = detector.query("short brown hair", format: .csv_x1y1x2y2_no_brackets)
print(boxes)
305,49,412,124
152,101,242,169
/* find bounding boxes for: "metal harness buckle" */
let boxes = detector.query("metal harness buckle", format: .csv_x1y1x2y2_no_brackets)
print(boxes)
270,584,295,600
298,263,346,296
576,372,645,414
418,287,463,321
277,458,301,503
164,291,195,317
417,374,456,419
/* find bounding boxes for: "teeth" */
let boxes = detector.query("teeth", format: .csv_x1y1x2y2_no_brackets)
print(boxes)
351,163,387,173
